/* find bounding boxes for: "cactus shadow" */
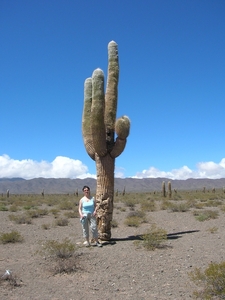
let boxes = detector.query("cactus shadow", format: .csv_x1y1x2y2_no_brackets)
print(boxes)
105,229,200,245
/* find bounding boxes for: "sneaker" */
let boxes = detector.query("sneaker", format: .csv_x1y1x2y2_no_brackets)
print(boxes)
85,243,90,247
95,242,102,247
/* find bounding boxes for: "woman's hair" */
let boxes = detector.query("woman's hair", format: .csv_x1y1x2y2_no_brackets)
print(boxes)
82,185,90,191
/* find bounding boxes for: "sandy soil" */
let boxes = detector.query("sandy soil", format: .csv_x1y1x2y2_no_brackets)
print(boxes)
0,200,225,300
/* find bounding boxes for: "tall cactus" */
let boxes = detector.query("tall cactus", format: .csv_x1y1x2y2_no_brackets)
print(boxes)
82,41,130,240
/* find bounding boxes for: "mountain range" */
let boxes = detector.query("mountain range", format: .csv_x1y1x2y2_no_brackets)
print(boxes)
0,177,225,194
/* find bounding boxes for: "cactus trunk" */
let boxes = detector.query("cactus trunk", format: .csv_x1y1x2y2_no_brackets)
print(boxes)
95,154,114,240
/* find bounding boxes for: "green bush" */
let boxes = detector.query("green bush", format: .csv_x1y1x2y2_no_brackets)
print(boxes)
9,205,19,212
0,205,8,211
27,208,49,218
139,225,167,250
0,230,24,244
141,199,156,212
124,210,146,227
160,200,171,210
55,218,69,226
205,200,222,207
168,201,190,212
189,261,225,299
193,210,219,221
8,213,32,224
40,238,77,258
124,216,141,227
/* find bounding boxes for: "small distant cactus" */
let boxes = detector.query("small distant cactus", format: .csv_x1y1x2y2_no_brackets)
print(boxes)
162,181,166,197
168,181,172,198
6,189,9,198
122,187,126,196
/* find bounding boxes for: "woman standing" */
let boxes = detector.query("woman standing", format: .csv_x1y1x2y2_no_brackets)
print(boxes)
78,185,102,247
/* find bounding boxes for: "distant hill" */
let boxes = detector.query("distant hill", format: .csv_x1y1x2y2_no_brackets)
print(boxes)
0,177,225,194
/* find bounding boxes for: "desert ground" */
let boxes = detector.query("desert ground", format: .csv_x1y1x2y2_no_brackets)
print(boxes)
0,190,225,299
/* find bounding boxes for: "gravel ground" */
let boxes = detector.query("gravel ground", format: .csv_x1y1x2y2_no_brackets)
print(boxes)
0,201,225,299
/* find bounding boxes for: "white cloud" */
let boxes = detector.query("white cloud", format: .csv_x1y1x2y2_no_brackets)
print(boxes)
0,155,96,179
134,158,225,180
1,154,225,180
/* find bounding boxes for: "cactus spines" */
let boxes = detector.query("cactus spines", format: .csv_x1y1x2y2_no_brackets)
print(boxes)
82,41,130,240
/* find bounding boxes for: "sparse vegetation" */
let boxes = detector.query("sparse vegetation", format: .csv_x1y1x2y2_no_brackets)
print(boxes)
8,213,32,224
193,210,219,221
140,199,157,212
39,238,77,259
1,189,225,297
207,226,218,234
189,261,225,299
124,210,146,227
55,218,69,226
0,205,8,211
168,201,190,212
136,225,167,251
0,230,24,244
37,238,79,275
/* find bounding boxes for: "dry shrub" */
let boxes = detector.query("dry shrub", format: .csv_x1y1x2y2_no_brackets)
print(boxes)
124,210,146,227
40,238,77,259
38,238,80,275
0,230,24,244
189,261,225,299
193,210,219,221
55,218,69,226
8,214,32,224
139,225,167,251
141,199,156,212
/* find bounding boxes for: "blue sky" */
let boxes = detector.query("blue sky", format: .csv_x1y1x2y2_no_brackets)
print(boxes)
1,0,225,180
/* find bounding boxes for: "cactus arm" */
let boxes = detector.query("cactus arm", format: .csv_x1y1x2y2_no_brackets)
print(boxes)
110,138,126,158
105,41,119,150
82,78,95,160
110,115,130,158
91,69,107,157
